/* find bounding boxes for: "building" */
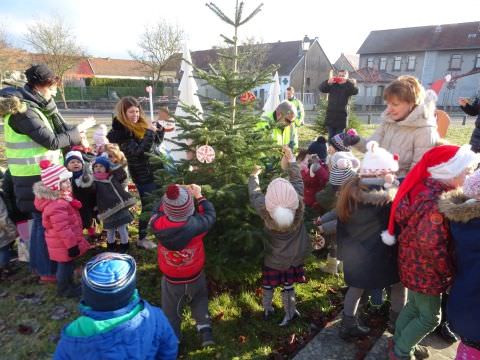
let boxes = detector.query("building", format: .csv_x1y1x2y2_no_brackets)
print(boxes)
356,21,480,107
333,53,359,73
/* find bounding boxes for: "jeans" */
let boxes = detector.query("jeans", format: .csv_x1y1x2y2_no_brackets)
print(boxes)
327,126,345,139
106,224,129,244
0,244,12,267
57,261,74,284
30,211,57,277
135,182,157,240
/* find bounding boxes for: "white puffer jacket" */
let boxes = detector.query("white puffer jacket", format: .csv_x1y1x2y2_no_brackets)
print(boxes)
357,92,439,177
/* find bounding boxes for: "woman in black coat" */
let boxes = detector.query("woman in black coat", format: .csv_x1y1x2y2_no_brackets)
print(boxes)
459,96,480,153
107,96,164,249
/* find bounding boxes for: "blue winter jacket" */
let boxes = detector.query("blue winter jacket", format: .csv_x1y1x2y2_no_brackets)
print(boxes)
439,190,480,341
54,298,178,360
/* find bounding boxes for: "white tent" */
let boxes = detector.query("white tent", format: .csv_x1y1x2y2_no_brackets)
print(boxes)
262,71,281,113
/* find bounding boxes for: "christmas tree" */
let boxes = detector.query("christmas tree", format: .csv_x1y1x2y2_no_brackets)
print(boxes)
150,0,282,283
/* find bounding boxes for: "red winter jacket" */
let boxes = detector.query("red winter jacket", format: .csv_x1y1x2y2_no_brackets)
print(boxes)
33,183,90,262
150,198,216,284
301,163,329,207
395,178,455,295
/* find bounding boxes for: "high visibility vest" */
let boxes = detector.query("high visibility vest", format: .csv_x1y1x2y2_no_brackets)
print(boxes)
4,106,63,176
258,112,299,150
287,97,305,125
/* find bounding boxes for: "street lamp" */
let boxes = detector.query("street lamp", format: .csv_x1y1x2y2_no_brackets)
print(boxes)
301,35,310,103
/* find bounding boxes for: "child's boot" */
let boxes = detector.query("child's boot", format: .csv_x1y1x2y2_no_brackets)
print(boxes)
199,326,215,347
118,243,130,253
339,312,370,340
279,288,300,326
262,286,275,320
320,255,339,275
57,281,81,298
107,242,116,252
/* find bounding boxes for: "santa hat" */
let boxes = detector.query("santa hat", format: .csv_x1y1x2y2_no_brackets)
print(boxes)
162,184,195,222
265,178,299,228
463,169,480,198
382,144,480,245
430,74,452,95
93,124,109,146
360,141,399,176
39,160,72,190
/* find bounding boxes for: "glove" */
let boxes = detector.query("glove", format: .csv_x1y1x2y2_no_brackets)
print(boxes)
68,245,80,258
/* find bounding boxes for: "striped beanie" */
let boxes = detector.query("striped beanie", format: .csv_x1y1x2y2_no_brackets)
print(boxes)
329,157,359,186
328,129,360,152
82,252,137,311
162,184,195,222
39,160,72,190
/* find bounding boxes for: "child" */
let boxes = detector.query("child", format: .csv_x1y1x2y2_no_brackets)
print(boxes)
438,169,480,359
307,136,328,162
150,183,216,347
296,149,328,208
54,252,178,360
249,146,310,326
0,175,18,277
103,143,129,189
64,151,97,242
93,156,136,252
327,129,360,168
383,145,480,360
33,161,90,298
335,141,404,340
92,124,109,155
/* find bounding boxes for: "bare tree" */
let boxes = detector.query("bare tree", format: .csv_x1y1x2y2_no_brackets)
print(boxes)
0,26,18,87
129,19,184,94
24,16,85,109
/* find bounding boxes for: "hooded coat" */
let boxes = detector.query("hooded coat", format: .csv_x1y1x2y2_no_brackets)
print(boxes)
439,190,480,341
0,87,81,213
33,182,90,262
355,92,439,177
248,162,310,271
337,183,399,289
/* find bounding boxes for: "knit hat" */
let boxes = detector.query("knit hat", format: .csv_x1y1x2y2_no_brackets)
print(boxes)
382,144,480,246
39,160,72,191
65,151,84,166
329,157,360,186
82,252,137,311
93,156,111,172
162,184,195,222
360,141,399,176
265,178,299,228
308,136,327,161
328,129,360,152
463,169,480,198
93,124,109,146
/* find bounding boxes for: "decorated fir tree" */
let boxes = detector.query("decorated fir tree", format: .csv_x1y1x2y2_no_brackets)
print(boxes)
150,1,282,283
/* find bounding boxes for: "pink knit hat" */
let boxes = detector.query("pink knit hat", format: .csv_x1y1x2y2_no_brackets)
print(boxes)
39,160,72,190
93,124,109,146
463,169,480,198
265,178,299,217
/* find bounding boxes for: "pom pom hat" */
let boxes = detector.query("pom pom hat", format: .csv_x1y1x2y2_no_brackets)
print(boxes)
463,169,480,198
329,129,360,152
381,144,480,246
39,160,72,190
329,157,360,186
162,184,195,222
360,141,399,176
265,178,299,228
93,124,109,146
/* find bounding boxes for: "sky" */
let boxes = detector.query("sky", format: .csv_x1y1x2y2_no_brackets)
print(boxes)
1,0,480,64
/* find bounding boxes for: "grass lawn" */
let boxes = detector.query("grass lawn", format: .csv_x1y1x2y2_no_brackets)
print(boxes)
0,122,475,359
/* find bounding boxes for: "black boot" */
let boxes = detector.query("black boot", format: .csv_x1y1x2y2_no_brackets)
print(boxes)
118,243,129,253
57,282,81,298
106,242,117,252
339,312,370,340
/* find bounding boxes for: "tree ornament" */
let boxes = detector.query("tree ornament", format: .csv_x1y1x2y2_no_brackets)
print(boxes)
239,91,256,104
196,145,216,163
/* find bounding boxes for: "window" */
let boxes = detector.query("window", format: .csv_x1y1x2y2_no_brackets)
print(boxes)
379,57,387,71
306,77,311,87
449,54,462,70
393,56,402,71
475,54,480,69
407,56,416,71
367,57,374,68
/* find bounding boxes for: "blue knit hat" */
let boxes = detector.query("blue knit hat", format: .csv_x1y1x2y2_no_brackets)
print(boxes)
82,252,137,311
93,155,111,172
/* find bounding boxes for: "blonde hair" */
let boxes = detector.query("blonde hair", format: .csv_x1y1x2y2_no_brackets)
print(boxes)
104,143,127,166
115,96,150,139
384,75,425,105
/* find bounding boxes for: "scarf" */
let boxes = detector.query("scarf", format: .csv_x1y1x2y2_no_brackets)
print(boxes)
94,172,110,181
115,115,149,140
60,190,82,209
72,170,83,179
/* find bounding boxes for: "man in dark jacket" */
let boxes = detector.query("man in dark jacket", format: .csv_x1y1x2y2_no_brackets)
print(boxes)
319,70,358,139
459,96,480,152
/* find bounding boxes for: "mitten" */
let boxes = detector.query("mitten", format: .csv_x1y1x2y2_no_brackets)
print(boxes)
68,245,80,258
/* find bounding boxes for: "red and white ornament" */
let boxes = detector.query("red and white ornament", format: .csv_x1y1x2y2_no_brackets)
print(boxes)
196,145,215,163
239,91,256,104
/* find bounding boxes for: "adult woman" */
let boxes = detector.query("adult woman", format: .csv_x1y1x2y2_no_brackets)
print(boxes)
107,96,164,249
0,64,95,281
355,76,439,178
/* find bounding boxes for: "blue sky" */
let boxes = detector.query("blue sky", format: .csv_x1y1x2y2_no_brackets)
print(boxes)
1,0,480,63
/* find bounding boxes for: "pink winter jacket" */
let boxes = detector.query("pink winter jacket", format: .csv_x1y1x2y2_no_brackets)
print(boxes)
33,182,90,262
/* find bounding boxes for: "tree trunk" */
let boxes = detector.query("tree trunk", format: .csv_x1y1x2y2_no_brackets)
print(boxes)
59,82,68,109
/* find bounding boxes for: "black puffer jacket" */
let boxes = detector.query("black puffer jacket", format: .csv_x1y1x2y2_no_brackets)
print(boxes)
319,80,358,128
107,117,164,185
460,97,480,153
0,86,81,213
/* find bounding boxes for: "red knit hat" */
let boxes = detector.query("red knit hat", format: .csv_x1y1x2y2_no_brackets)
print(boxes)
39,160,72,190
382,144,480,245
162,184,195,222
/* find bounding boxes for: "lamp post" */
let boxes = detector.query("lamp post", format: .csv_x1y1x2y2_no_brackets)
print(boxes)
301,35,310,104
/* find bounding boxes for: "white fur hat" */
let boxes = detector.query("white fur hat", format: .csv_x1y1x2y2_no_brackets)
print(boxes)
360,141,399,176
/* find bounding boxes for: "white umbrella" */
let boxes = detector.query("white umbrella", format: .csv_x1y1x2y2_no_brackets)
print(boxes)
262,71,281,113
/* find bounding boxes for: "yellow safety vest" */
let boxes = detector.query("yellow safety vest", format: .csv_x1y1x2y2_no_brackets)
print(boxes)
258,112,299,150
4,106,63,176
